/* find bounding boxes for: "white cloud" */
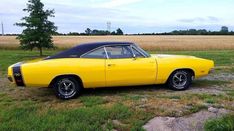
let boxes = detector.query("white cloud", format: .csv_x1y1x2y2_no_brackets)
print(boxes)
99,0,142,8
178,16,220,23
1,0,234,33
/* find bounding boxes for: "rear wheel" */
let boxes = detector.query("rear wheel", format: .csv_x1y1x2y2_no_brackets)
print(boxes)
167,70,192,90
53,76,82,99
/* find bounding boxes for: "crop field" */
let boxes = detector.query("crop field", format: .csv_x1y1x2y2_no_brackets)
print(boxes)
1,35,234,50
0,36,233,130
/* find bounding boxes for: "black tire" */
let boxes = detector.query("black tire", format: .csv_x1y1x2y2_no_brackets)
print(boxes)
53,76,82,99
167,70,192,90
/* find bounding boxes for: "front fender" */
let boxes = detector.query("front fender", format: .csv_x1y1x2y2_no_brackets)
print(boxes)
155,56,214,84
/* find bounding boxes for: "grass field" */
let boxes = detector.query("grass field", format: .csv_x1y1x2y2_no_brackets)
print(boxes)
1,35,234,50
0,36,234,130
0,49,233,130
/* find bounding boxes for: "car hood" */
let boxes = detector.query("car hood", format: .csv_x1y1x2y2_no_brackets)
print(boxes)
150,54,214,67
20,58,44,64
9,58,44,68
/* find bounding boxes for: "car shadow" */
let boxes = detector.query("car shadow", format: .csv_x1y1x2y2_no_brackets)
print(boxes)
12,84,168,101
81,84,170,96
8,80,211,102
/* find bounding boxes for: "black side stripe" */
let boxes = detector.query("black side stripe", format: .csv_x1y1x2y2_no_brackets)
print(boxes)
13,63,25,86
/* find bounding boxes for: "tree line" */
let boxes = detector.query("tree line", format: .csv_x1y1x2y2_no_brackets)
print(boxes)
137,26,234,35
7,27,234,36
55,28,124,36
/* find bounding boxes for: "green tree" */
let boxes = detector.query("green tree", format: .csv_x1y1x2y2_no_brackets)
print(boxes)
16,0,57,56
220,26,228,33
111,31,116,35
116,28,124,35
85,28,92,35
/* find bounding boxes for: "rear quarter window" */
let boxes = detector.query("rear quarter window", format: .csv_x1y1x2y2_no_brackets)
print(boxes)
81,47,106,59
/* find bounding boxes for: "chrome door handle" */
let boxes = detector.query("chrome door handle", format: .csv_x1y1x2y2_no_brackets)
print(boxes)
107,64,115,67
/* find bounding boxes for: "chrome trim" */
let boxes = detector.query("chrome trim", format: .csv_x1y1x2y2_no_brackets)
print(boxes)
130,45,136,58
133,44,150,57
80,46,107,59
132,46,147,58
105,44,135,59
104,46,109,59
80,44,132,59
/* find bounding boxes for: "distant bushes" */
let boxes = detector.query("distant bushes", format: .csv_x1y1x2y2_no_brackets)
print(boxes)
53,28,124,36
167,29,234,35
138,29,234,35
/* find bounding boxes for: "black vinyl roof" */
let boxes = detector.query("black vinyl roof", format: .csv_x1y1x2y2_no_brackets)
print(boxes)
46,42,134,59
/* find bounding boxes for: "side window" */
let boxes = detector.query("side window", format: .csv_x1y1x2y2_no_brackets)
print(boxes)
132,47,145,58
105,45,133,59
81,47,106,59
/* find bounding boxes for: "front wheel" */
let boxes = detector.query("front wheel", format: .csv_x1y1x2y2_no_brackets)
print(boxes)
167,70,192,90
53,76,82,99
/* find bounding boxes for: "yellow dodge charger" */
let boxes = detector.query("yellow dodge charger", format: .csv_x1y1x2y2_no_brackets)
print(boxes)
8,42,214,99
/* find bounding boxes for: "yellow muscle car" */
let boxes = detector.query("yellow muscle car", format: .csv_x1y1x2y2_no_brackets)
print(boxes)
8,42,214,99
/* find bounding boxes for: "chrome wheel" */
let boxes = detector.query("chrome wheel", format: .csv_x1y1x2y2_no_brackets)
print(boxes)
58,79,76,96
172,71,187,89
167,70,192,90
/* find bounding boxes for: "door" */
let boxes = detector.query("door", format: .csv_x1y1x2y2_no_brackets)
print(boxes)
80,47,106,88
105,45,156,87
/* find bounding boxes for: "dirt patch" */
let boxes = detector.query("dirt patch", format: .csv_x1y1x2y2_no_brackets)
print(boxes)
201,73,234,81
185,86,225,95
143,107,230,131
0,77,11,92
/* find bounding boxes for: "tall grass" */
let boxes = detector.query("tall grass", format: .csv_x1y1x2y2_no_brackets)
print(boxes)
1,35,234,51
204,114,234,131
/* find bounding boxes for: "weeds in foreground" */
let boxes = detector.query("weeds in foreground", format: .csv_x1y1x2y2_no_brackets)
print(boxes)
204,113,234,131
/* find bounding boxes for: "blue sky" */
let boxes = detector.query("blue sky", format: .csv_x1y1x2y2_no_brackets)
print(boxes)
1,0,234,34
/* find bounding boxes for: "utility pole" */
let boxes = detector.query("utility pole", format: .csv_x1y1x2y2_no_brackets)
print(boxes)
107,21,111,33
1,22,4,36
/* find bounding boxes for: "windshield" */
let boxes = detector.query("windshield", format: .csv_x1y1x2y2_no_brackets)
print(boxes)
134,45,150,57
